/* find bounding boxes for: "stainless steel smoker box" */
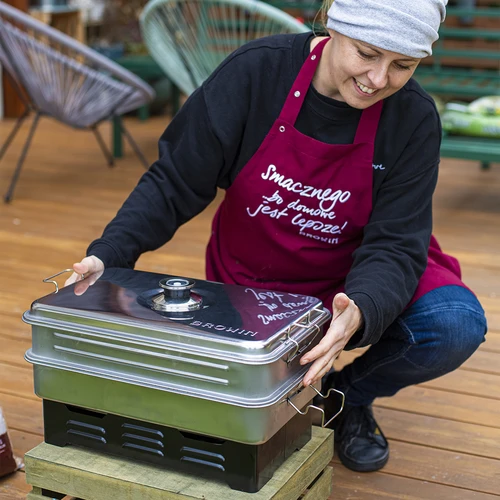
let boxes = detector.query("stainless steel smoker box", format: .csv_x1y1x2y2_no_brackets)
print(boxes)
23,268,331,400
24,268,332,443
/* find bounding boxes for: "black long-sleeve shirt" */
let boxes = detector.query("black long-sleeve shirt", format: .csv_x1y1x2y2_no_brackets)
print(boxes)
88,32,442,348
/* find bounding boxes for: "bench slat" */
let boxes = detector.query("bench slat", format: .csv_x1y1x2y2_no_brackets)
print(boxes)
414,65,499,98
414,82,498,97
417,68,499,79
439,27,500,40
441,136,500,163
446,7,500,18
432,48,500,60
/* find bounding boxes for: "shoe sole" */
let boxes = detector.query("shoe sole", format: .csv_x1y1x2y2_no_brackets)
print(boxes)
338,449,389,473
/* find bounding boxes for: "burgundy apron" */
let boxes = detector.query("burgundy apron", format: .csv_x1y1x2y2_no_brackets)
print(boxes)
206,38,466,313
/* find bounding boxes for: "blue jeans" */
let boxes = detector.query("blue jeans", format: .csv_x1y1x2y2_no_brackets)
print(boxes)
336,285,488,406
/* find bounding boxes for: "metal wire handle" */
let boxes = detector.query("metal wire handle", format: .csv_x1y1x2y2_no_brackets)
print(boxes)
285,323,321,364
283,306,327,364
287,385,345,428
43,269,84,293
283,305,324,339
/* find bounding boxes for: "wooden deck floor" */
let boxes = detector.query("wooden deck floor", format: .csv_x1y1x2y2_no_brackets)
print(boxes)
0,116,499,499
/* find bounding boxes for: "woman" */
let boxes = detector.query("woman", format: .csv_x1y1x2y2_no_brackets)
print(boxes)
67,0,487,473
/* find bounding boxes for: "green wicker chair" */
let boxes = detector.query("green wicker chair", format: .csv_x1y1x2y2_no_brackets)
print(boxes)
140,0,309,96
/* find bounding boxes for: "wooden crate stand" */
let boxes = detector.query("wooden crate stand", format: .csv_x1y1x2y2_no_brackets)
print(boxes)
25,427,334,500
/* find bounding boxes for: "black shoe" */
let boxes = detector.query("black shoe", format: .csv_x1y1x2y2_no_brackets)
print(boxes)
326,401,389,472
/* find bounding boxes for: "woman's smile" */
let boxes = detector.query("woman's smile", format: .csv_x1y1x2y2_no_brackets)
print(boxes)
353,78,379,96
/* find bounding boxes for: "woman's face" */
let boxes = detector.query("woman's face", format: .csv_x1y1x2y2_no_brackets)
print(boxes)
319,31,421,109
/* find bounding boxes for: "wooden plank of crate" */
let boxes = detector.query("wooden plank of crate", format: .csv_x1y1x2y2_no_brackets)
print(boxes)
26,486,47,500
24,427,333,500
266,429,332,500
301,466,332,500
26,486,78,500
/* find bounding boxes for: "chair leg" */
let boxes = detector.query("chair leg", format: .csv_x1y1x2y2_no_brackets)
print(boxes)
4,113,41,203
112,116,123,159
0,110,30,161
117,120,150,169
91,126,115,167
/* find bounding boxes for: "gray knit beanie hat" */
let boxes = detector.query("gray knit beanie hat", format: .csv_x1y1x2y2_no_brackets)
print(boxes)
326,0,448,58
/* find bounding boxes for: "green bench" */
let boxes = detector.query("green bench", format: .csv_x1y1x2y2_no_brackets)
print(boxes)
409,6,500,169
414,7,499,99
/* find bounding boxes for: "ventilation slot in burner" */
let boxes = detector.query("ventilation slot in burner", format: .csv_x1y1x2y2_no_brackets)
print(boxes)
122,442,165,457
67,420,106,434
67,429,106,444
180,446,226,471
66,419,106,444
121,427,165,458
121,422,164,438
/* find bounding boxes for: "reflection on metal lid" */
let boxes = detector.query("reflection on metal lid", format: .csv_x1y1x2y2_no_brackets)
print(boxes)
151,277,203,313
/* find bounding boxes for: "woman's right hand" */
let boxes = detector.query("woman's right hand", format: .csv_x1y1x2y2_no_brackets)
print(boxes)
65,255,105,295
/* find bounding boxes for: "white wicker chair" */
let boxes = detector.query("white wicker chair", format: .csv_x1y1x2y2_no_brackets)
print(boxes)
140,0,309,97
0,1,155,202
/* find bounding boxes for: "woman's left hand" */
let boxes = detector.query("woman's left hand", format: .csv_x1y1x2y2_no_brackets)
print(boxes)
300,293,363,386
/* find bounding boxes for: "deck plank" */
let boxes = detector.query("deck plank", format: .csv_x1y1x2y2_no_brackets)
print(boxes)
1,393,43,435
422,368,500,399
373,408,500,460
9,430,43,458
0,472,30,500
344,441,500,495
0,335,32,368
0,364,36,401
332,466,500,500
377,386,500,428
460,349,500,375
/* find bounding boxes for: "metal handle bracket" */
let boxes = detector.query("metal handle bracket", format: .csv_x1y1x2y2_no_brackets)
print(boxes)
285,323,320,364
287,385,345,428
283,306,326,364
43,269,84,293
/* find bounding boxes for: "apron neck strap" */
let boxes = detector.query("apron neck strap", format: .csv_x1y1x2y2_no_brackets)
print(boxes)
353,99,384,144
278,37,329,125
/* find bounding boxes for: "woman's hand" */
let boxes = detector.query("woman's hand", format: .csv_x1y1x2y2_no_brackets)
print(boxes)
300,293,363,386
64,256,105,295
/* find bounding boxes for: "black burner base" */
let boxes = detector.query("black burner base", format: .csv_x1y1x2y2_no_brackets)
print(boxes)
42,399,313,493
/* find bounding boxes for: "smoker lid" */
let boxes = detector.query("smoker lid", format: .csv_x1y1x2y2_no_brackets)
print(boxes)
23,268,330,362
